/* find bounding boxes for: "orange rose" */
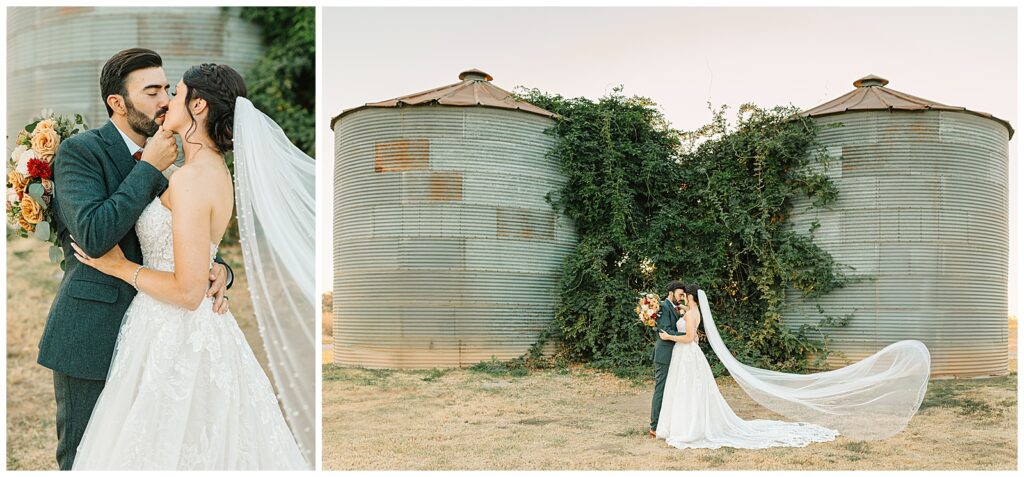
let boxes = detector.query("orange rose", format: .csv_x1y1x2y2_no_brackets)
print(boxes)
8,171,30,198
20,194,44,224
17,214,35,233
31,127,60,157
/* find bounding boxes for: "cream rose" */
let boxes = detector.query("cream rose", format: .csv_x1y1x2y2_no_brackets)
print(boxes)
31,127,60,157
35,118,56,132
9,145,27,163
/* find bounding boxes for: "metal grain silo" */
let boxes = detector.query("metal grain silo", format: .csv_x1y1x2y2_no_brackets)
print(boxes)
783,75,1013,377
6,7,264,151
332,69,576,368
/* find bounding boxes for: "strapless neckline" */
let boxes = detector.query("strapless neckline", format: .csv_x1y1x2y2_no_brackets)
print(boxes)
151,197,220,250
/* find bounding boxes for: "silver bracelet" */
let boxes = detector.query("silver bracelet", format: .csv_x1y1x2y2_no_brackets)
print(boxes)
131,264,144,290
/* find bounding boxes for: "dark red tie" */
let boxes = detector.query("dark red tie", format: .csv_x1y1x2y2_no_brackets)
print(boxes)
133,150,143,161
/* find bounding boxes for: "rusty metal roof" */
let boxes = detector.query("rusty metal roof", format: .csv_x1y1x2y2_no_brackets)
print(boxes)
802,74,1014,139
331,69,557,128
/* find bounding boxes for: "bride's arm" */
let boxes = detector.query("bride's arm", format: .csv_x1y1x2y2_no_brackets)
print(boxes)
72,167,216,311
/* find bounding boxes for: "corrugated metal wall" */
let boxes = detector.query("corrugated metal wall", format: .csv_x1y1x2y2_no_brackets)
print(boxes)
783,110,1010,377
6,7,264,151
333,105,576,368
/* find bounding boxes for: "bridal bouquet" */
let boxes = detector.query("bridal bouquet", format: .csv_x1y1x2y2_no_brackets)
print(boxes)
6,110,87,266
635,293,660,328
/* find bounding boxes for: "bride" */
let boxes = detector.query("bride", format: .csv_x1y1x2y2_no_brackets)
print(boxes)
67,64,313,469
656,284,931,449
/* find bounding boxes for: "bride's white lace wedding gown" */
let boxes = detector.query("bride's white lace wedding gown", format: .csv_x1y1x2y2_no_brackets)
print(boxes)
72,198,307,470
655,315,839,450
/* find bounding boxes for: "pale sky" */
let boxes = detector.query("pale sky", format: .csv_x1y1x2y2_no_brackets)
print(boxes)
320,7,1019,315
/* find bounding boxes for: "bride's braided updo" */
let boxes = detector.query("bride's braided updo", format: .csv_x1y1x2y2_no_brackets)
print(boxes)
683,284,700,310
181,63,247,153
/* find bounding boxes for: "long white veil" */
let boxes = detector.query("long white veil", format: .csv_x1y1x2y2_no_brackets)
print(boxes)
232,97,315,466
696,289,931,440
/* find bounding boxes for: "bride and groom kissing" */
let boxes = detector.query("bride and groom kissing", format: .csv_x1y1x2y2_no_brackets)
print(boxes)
645,280,931,450
35,48,312,470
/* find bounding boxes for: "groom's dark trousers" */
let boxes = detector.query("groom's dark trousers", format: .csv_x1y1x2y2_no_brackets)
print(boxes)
650,298,685,432
38,121,231,469
52,372,106,470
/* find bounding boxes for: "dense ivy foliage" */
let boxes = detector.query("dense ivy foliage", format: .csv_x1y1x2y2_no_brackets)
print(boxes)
518,87,854,377
239,7,315,156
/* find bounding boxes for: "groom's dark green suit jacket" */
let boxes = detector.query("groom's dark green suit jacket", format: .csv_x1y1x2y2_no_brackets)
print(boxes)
652,298,686,365
37,121,167,381
37,121,230,381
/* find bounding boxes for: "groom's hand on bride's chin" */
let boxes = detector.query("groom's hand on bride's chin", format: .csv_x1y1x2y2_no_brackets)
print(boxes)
141,126,178,172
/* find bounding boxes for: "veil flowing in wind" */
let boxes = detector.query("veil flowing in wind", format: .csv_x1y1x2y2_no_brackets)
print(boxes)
696,289,931,440
232,97,315,465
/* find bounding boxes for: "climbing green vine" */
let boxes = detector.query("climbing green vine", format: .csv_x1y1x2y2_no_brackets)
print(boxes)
517,87,853,378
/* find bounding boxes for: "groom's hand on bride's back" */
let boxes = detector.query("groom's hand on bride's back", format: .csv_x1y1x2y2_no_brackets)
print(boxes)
141,126,178,171
207,263,230,315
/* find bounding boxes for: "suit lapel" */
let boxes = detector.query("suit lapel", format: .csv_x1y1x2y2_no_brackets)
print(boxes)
662,298,677,334
663,299,677,321
99,121,140,183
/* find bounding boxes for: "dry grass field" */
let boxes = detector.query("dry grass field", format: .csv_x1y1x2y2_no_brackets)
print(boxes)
322,312,1018,470
323,311,334,364
6,237,269,470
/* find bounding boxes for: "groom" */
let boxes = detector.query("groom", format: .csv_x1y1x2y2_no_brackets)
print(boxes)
649,280,687,437
36,48,234,470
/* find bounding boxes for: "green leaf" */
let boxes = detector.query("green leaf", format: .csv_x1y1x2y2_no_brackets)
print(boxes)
25,120,39,133
34,221,50,241
49,245,63,264
28,183,46,209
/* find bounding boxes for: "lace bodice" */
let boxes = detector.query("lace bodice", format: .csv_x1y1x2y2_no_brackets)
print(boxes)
136,198,217,272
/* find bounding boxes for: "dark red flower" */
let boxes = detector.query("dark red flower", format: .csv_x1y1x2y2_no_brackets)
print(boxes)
27,158,52,180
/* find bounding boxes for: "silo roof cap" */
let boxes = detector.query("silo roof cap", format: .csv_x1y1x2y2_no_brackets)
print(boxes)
802,74,1014,139
332,68,557,128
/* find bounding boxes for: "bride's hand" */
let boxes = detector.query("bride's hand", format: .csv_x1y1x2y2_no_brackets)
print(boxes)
71,241,133,280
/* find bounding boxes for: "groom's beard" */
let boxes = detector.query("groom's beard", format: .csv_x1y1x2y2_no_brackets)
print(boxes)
125,100,166,137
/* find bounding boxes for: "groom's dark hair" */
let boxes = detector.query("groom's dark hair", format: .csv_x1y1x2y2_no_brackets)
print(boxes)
666,281,685,294
100,48,163,117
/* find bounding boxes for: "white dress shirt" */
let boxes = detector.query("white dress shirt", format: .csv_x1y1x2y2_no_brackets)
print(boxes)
113,122,144,158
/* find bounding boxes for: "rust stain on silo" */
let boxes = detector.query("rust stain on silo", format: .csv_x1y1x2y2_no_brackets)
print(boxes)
427,172,462,201
57,7,93,16
375,138,429,173
496,208,555,240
